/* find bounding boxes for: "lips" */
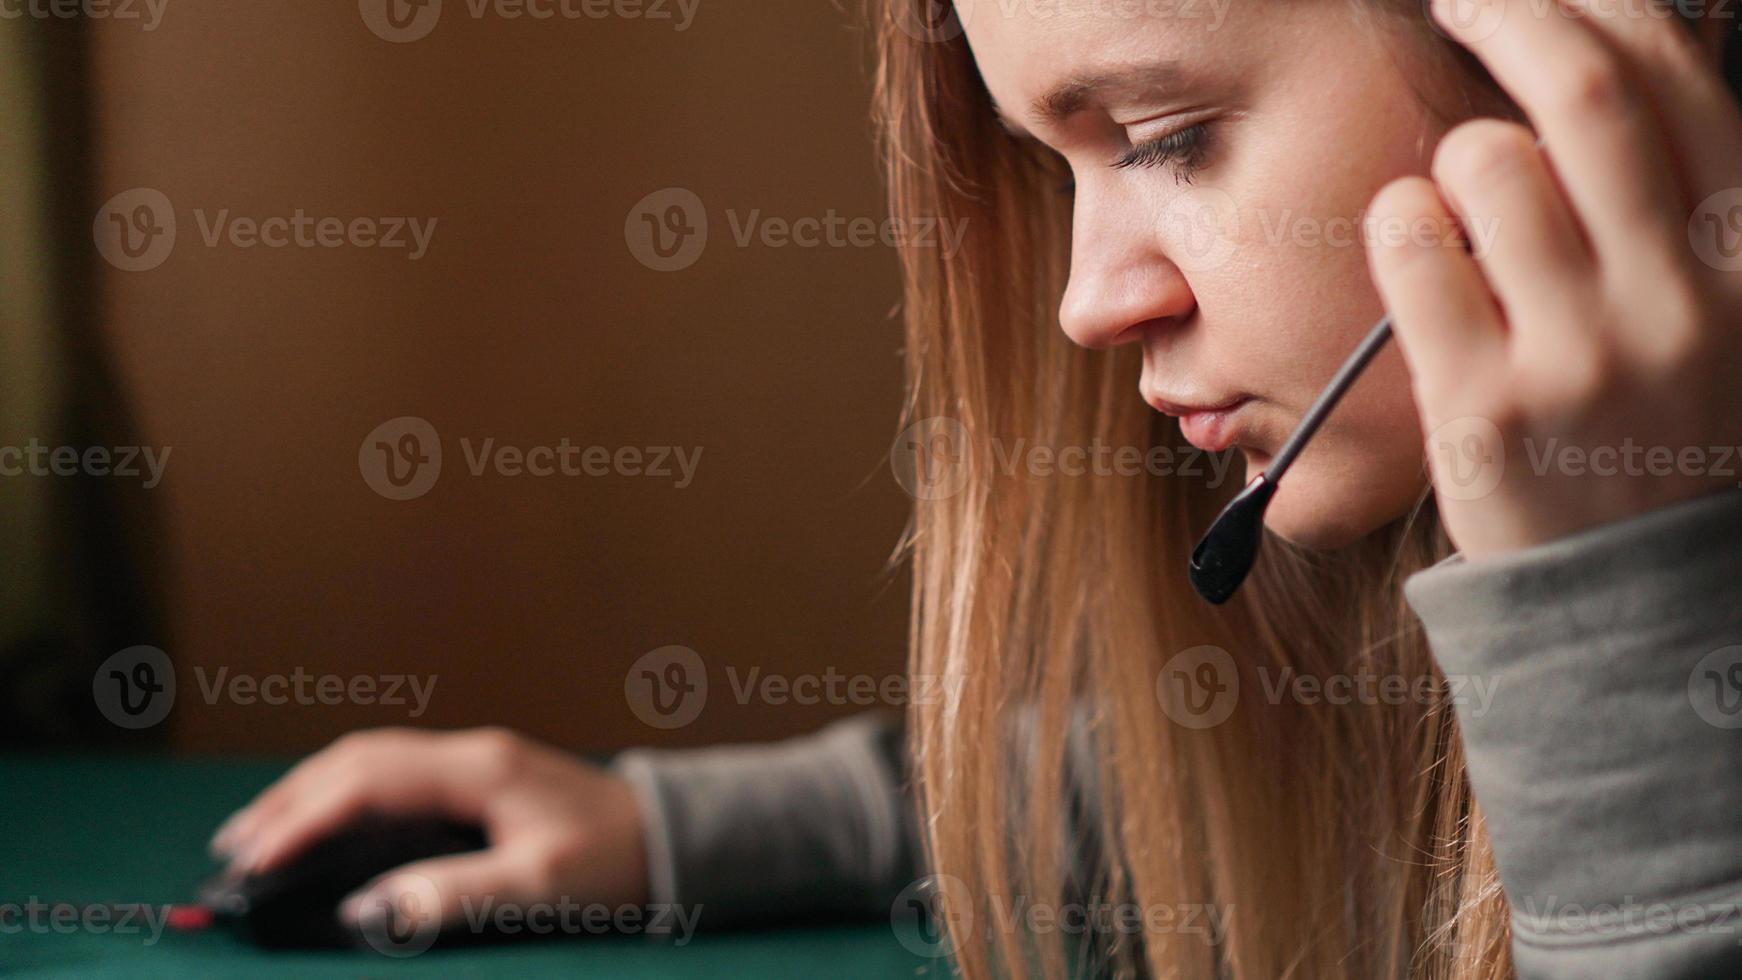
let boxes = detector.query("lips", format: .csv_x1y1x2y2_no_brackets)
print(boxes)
1145,393,1252,453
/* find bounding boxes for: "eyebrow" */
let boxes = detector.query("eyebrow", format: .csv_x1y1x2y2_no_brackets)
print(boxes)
994,59,1191,137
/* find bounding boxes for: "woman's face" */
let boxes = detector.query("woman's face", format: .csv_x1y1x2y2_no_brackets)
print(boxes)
958,0,1463,548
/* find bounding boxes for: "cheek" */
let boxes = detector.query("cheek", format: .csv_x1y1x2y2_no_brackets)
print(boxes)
1258,343,1428,549
1198,216,1391,415
1223,130,1443,546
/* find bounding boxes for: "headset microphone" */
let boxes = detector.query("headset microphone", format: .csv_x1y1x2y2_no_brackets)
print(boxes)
1187,132,1553,605
1188,314,1394,604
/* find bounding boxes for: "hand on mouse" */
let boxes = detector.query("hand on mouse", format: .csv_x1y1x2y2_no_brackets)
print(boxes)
1364,0,1742,559
208,726,649,933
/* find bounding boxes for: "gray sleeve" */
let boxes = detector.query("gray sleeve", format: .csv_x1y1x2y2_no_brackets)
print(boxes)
607,706,1109,934
609,711,921,929
1404,489,1742,980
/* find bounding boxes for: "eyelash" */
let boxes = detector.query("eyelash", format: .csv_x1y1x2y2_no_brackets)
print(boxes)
1114,122,1213,181
1057,121,1214,195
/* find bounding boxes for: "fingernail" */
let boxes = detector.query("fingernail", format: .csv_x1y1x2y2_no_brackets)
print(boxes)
208,810,249,855
340,889,389,930
337,891,367,927
232,841,268,874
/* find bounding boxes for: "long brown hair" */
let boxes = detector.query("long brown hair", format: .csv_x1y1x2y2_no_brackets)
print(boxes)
870,2,1514,975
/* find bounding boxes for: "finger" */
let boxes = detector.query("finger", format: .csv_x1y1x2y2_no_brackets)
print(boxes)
1431,119,1599,359
1559,0,1742,199
338,848,544,934
240,748,485,874
209,736,382,857
210,776,312,858
210,804,264,857
238,777,382,875
1430,0,1686,269
1366,175,1509,409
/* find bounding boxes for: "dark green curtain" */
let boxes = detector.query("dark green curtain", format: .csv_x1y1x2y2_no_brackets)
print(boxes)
0,17,168,745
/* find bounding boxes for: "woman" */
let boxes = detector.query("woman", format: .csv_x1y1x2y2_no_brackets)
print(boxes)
208,0,1742,975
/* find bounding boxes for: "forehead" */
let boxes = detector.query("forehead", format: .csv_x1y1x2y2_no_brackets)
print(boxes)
955,0,1244,121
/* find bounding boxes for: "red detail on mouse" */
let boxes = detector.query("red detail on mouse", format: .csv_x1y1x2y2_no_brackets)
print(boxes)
166,904,214,931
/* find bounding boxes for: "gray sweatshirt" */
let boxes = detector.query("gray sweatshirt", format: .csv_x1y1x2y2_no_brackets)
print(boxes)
613,488,1742,978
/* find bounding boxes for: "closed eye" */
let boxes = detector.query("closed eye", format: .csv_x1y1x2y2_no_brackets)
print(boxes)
1113,122,1213,183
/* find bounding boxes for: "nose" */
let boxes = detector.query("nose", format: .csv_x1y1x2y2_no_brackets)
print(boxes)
1058,189,1197,349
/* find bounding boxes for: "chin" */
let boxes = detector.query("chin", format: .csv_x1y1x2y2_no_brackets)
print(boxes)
1247,447,1427,552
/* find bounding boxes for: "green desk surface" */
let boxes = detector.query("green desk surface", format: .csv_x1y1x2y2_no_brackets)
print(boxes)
0,756,936,979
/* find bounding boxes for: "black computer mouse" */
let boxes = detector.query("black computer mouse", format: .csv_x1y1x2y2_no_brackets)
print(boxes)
198,814,487,949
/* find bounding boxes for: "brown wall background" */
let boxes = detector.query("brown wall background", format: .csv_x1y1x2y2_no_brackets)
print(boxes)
85,0,912,755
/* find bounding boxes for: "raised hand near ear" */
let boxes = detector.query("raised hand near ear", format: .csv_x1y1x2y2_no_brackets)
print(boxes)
1366,0,1742,558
